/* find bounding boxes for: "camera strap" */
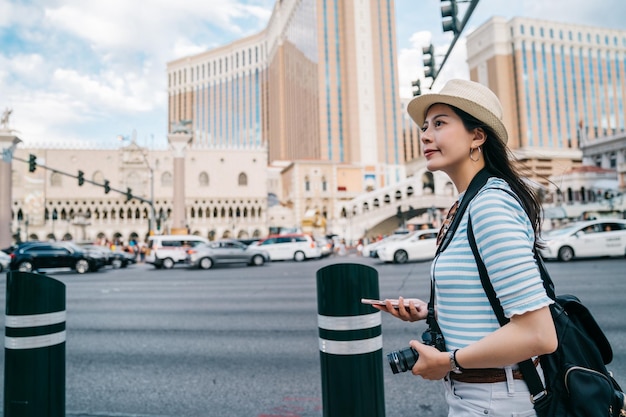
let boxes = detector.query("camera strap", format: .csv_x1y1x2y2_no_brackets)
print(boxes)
427,168,493,348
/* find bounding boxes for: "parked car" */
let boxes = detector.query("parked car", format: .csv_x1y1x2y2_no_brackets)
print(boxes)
76,243,132,268
146,235,209,269
236,238,260,247
539,219,626,262
255,234,321,261
0,250,10,272
115,248,137,267
315,237,333,257
186,239,269,269
377,229,439,264
8,241,104,274
362,232,409,258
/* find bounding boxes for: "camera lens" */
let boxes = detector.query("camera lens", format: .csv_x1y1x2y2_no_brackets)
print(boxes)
387,347,419,374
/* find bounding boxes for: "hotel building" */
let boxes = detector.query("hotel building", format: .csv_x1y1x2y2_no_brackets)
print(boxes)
466,17,626,189
166,0,421,229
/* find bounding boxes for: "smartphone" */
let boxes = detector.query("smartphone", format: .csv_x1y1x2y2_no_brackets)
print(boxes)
361,298,412,310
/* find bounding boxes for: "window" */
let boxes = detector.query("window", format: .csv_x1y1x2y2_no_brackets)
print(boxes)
93,171,104,184
50,172,62,187
199,172,209,186
304,176,310,191
161,172,173,187
238,172,248,186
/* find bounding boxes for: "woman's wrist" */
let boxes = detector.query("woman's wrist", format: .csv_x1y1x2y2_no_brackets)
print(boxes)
452,349,465,371
449,350,462,374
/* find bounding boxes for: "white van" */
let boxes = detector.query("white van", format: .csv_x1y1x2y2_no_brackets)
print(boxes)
146,235,209,269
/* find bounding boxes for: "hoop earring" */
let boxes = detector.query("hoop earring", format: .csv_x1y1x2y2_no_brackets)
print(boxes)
469,146,481,162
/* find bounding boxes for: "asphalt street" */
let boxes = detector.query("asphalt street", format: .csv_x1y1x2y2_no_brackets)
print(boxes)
1,254,625,417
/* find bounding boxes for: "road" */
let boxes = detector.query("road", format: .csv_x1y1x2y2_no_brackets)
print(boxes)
1,255,626,417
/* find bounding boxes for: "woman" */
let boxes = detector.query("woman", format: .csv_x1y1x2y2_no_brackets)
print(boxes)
374,79,557,416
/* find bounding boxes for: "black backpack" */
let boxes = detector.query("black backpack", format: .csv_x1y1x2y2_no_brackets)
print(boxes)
467,210,626,417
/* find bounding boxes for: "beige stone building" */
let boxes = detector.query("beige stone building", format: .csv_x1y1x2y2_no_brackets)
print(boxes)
10,143,268,244
466,17,626,187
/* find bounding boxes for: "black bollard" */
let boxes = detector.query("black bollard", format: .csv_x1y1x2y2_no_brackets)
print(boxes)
4,271,66,417
316,263,385,417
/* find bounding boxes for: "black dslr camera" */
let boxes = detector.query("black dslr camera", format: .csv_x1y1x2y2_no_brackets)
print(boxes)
387,328,446,374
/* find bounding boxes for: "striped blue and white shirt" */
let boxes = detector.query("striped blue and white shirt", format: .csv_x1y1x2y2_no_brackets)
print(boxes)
432,178,553,352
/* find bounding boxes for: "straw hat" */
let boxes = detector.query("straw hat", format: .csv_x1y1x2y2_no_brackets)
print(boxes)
406,79,508,144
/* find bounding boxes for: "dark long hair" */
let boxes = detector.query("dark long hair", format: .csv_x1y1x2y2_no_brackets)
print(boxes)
450,106,543,245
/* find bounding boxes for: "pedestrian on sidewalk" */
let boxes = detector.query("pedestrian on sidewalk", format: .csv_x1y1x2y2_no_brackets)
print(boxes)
374,79,557,417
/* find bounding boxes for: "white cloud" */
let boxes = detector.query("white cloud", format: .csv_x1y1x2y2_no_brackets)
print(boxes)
397,30,469,98
43,0,272,56
7,54,48,84
52,68,156,113
397,31,431,98
171,38,211,62
430,38,470,90
0,1,275,147
0,2,41,28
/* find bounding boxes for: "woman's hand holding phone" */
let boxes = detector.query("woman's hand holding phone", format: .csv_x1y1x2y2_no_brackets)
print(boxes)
361,297,427,322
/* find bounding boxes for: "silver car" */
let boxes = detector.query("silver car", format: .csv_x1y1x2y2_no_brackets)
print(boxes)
186,239,269,270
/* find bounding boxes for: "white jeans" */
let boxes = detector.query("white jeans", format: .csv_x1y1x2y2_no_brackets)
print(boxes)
442,366,544,417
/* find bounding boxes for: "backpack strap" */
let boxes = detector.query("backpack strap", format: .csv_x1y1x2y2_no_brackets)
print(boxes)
467,211,548,403
436,168,493,255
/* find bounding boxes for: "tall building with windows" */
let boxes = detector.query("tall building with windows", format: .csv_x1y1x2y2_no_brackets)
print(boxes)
166,0,413,190
466,17,626,187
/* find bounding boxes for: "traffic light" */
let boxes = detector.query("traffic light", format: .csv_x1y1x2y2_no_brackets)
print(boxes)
104,180,110,194
412,79,422,97
422,44,435,79
126,188,132,202
28,154,37,172
441,0,460,35
78,170,84,186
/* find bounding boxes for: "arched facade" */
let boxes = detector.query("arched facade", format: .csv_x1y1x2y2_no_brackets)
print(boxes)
10,145,268,244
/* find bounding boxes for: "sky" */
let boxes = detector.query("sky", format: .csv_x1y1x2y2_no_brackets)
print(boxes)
1,0,626,150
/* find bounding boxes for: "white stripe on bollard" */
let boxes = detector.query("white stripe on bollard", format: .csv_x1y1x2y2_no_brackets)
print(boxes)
318,335,383,355
5,311,66,328
317,312,381,331
5,330,66,350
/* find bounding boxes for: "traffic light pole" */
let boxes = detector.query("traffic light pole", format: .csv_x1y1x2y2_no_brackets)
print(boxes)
434,0,479,83
420,0,480,89
15,153,158,237
12,155,152,205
